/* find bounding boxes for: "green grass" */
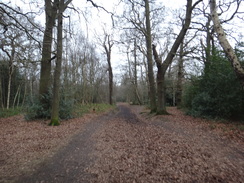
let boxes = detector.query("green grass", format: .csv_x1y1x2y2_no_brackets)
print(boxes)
0,104,115,119
0,107,23,118
73,103,115,117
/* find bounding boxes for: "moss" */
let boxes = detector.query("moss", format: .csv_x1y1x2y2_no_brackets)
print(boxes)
150,108,157,114
49,118,60,126
156,110,170,115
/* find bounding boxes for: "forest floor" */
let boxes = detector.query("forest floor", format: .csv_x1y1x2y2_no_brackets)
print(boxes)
0,103,244,183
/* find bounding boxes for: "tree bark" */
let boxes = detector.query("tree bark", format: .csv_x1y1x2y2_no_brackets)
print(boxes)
162,0,201,74
0,79,3,109
133,39,142,105
13,84,21,108
6,39,15,109
39,0,72,118
210,0,244,87
205,15,212,63
39,0,58,110
153,0,202,114
50,0,64,126
7,60,13,109
108,63,113,105
145,0,157,113
21,81,27,108
176,42,184,107
103,35,113,105
152,44,167,114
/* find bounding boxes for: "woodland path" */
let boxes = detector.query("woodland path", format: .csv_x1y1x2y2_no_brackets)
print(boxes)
16,103,244,183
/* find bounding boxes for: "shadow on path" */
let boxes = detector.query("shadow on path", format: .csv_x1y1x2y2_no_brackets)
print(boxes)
16,112,114,183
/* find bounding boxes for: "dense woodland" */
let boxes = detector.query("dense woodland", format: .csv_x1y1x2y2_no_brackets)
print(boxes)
0,0,243,125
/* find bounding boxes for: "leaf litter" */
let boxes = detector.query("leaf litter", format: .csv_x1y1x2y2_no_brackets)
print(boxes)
0,104,243,183
0,113,99,183
87,105,244,183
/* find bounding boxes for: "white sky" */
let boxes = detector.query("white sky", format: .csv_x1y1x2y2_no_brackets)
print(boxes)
6,0,244,79
76,0,243,78
70,0,186,77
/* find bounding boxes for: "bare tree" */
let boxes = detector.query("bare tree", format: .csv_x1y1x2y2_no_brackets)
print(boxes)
144,0,157,112
39,0,59,110
152,0,202,114
39,0,72,112
120,28,143,105
175,42,184,107
103,33,114,105
210,0,244,87
120,0,165,111
50,0,65,125
0,35,16,109
175,28,198,107
132,38,142,105
0,2,42,43
0,2,41,109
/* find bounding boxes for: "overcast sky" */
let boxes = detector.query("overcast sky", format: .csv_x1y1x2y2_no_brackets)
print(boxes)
7,0,244,78
70,0,187,76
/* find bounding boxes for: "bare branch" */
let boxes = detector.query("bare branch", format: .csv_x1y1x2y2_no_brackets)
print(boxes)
86,0,115,26
220,0,242,24
0,3,42,48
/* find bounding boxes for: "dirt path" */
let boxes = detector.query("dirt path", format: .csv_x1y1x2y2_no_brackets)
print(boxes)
15,112,115,183
88,104,244,182
12,104,244,182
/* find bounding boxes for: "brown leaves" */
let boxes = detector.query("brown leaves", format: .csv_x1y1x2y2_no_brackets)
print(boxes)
1,105,243,182
0,113,98,182
88,106,244,183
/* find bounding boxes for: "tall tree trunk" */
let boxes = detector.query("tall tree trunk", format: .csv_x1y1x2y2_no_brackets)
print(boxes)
153,0,202,114
133,39,137,104
50,0,64,126
145,0,157,112
103,35,113,105
39,0,58,111
205,16,212,63
162,0,201,75
152,44,167,114
7,45,15,109
176,42,184,107
157,67,166,114
141,54,150,104
0,79,3,109
39,0,72,117
13,84,21,108
133,39,142,105
7,65,12,109
210,0,244,87
21,82,27,107
108,64,113,105
126,48,132,102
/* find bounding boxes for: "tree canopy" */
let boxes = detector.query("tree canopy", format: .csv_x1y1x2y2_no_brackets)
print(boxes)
0,0,243,122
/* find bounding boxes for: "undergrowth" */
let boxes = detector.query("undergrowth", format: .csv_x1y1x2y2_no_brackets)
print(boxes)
0,108,23,118
0,103,114,120
73,103,115,117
